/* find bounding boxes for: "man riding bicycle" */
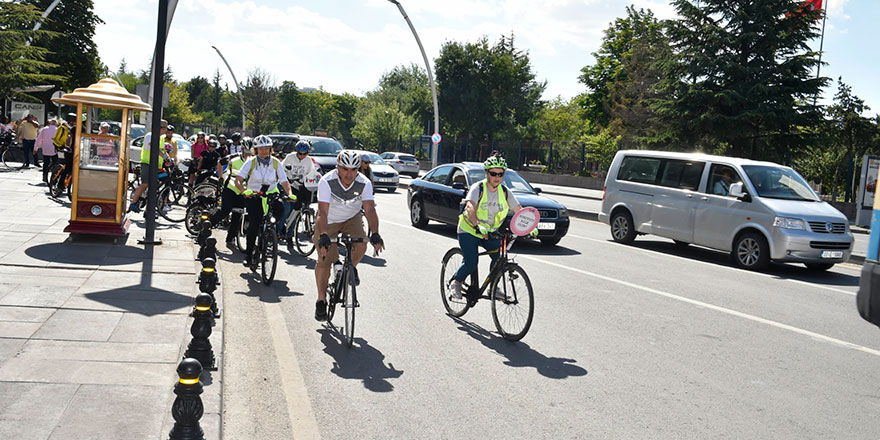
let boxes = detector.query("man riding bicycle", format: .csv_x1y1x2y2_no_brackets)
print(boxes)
313,150,384,321
233,135,296,268
210,142,252,245
129,119,170,213
449,155,535,300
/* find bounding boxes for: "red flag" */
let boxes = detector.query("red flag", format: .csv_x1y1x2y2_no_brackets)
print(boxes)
804,0,823,12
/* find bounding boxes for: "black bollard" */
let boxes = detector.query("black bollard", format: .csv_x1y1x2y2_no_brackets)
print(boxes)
184,293,216,371
197,237,217,261
196,258,221,318
195,219,212,247
168,358,204,440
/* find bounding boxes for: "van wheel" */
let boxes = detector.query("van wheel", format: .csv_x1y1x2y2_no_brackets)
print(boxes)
410,198,428,228
805,263,834,272
610,211,636,244
732,232,769,271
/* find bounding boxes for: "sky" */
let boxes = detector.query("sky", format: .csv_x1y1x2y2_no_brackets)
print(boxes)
91,0,877,115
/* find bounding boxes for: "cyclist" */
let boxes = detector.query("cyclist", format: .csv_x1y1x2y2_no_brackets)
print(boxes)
228,132,244,156
129,119,169,213
448,155,535,300
313,150,384,321
164,125,178,161
216,134,229,157
233,135,296,268
282,139,318,211
210,142,251,246
192,139,224,185
359,153,374,184
191,132,208,160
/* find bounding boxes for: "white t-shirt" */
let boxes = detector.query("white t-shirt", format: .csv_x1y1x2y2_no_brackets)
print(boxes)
282,153,316,182
237,156,287,192
228,142,243,155
317,168,374,224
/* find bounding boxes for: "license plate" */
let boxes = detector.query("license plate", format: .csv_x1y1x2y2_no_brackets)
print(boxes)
537,222,555,230
820,251,843,259
378,178,391,182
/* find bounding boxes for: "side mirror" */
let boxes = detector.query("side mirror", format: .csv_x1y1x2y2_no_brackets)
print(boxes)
534,187,542,194
729,183,751,202
452,182,467,191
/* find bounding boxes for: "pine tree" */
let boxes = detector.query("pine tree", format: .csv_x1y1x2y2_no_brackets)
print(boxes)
0,2,62,101
26,0,104,91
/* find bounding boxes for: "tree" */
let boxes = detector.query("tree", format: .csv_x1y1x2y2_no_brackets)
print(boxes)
241,68,277,135
655,0,827,159
297,89,339,136
334,93,361,146
0,3,61,102
577,6,666,130
274,81,306,132
165,81,201,129
185,76,214,114
378,64,432,133
435,35,545,148
352,95,419,151
26,0,104,91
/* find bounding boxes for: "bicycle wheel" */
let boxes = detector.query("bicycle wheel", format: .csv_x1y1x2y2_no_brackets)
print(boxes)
260,226,278,286
170,182,193,207
490,264,534,341
342,266,356,347
327,281,339,323
47,164,63,195
157,187,187,223
185,204,205,235
236,214,248,253
439,248,471,318
293,208,316,257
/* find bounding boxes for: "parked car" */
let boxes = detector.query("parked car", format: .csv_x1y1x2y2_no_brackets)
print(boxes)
407,162,570,246
379,151,420,177
297,135,344,174
267,133,301,155
599,150,854,271
129,124,146,140
349,150,399,192
128,135,192,165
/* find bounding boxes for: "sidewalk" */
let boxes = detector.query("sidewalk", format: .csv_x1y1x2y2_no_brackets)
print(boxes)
0,167,221,438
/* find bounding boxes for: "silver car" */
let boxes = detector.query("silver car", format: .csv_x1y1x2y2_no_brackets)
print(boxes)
598,150,854,271
380,152,420,177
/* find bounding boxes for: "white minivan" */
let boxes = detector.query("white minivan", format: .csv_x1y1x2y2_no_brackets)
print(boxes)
598,150,853,271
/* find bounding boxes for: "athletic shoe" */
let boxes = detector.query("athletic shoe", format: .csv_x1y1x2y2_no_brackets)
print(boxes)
127,203,141,213
449,281,463,300
315,300,328,321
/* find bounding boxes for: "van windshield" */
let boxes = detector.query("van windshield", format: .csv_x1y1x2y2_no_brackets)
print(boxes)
742,165,819,202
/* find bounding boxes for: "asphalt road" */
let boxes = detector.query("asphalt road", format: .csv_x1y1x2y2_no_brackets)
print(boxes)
219,189,880,439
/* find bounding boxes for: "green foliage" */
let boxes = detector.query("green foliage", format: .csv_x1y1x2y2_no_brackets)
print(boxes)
352,98,419,151
582,127,620,173
0,2,62,101
26,0,104,92
435,34,545,142
274,81,306,132
165,81,201,128
241,68,277,136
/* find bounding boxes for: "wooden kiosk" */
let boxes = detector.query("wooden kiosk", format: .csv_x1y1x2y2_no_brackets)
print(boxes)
51,78,152,236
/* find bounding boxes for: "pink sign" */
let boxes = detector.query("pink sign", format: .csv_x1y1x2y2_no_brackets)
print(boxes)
510,207,540,236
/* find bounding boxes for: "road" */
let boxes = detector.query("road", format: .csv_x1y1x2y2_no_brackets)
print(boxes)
218,189,880,439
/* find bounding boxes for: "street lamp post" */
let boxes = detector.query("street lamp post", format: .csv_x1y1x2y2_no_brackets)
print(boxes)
211,45,247,132
387,0,440,168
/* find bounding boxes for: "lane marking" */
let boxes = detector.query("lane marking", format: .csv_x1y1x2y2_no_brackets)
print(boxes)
516,254,880,358
566,233,856,297
264,301,321,439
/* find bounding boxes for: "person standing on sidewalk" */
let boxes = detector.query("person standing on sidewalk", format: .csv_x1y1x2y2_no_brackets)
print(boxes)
34,118,58,183
18,115,40,169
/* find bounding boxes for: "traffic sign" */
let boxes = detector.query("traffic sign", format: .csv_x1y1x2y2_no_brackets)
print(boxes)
431,133,441,144
51,91,64,101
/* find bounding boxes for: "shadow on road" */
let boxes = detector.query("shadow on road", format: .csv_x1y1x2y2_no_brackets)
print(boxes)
627,239,860,287
452,317,588,380
318,328,403,392
419,223,582,256
236,273,302,303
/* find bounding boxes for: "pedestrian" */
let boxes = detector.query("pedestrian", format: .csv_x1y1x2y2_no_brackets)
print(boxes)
18,114,40,169
34,118,58,182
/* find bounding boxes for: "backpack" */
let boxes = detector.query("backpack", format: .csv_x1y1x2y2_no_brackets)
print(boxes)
246,156,279,180
53,123,69,148
459,182,510,215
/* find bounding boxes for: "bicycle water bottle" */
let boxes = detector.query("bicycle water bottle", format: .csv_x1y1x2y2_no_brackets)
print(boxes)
332,260,342,283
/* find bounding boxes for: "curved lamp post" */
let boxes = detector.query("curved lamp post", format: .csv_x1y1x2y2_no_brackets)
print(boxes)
387,0,440,168
211,45,247,132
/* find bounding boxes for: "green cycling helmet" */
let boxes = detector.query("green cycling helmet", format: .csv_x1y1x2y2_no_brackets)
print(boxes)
483,156,507,170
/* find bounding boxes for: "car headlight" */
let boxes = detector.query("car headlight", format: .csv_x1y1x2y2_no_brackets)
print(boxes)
773,216,806,230
558,208,568,218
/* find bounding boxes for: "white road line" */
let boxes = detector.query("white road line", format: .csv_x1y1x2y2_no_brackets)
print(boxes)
517,254,880,358
566,233,856,297
263,302,322,440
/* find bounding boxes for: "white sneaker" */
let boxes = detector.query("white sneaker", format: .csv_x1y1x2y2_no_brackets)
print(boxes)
493,286,507,301
449,281,463,300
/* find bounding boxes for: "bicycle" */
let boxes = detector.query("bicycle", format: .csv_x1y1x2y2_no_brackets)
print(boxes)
245,190,284,286
282,187,317,257
1,137,23,169
439,226,535,341
325,235,366,347
131,163,193,223
46,147,73,199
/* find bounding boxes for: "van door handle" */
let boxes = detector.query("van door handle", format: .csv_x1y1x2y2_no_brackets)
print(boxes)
687,194,694,198
700,196,708,201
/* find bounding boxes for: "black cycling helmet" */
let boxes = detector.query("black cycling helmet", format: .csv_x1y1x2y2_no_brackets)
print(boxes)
230,132,241,141
208,140,219,148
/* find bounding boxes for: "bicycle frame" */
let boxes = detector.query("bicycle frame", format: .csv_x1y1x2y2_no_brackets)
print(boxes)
471,232,519,302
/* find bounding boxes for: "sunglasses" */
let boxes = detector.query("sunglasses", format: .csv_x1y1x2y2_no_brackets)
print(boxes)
488,171,505,177
296,151,307,155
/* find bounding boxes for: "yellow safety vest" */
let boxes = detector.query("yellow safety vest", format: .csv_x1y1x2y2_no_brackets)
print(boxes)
458,180,509,238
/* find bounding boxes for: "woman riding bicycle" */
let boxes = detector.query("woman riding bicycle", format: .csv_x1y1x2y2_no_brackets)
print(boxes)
234,135,296,267
449,155,535,300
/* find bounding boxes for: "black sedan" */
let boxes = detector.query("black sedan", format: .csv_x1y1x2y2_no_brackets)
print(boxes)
407,162,570,246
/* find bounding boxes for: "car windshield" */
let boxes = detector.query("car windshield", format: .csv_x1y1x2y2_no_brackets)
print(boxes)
467,169,536,193
177,140,191,151
130,125,146,139
742,165,819,202
366,154,387,165
399,154,417,162
308,138,344,156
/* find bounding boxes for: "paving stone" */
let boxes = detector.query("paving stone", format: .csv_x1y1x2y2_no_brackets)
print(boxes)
0,305,55,322
0,337,26,362
0,357,175,386
0,285,79,308
13,339,180,363
62,295,192,316
82,270,198,293
0,283,16,301
32,309,122,341
49,384,170,439
0,321,40,338
0,382,79,440
109,313,189,345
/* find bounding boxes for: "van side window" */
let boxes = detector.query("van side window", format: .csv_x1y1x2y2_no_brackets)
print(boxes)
618,156,661,184
659,160,705,190
706,164,742,196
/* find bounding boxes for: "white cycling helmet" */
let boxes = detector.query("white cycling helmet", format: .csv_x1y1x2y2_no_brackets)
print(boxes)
337,150,361,169
253,135,273,150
